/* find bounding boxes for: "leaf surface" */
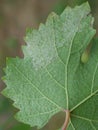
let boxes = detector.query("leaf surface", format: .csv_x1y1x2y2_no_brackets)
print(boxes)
2,2,98,130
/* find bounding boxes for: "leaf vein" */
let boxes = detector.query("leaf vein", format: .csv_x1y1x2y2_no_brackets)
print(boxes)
71,89,98,111
29,108,58,117
45,68,65,89
71,114,98,123
90,121,97,130
70,120,76,130
91,62,98,94
10,63,62,110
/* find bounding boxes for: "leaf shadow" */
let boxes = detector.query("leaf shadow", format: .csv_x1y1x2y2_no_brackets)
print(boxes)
41,111,65,130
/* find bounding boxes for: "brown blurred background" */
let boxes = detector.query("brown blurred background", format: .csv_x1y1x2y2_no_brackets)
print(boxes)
0,0,98,130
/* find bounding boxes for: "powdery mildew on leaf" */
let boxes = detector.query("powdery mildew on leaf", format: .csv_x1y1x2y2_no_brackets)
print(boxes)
2,2,98,130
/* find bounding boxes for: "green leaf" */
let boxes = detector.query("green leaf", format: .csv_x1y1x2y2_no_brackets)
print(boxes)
2,2,98,130
10,123,32,130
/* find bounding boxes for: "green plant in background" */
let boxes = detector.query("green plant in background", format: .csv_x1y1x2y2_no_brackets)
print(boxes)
5,37,18,49
2,2,98,130
53,0,87,15
53,0,97,15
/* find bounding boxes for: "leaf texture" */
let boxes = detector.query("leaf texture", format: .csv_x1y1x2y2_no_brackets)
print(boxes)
2,2,98,130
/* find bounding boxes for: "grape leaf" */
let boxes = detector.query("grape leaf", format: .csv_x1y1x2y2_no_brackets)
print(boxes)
2,2,98,130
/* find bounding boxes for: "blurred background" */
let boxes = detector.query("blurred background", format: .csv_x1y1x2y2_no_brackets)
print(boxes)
0,0,98,130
